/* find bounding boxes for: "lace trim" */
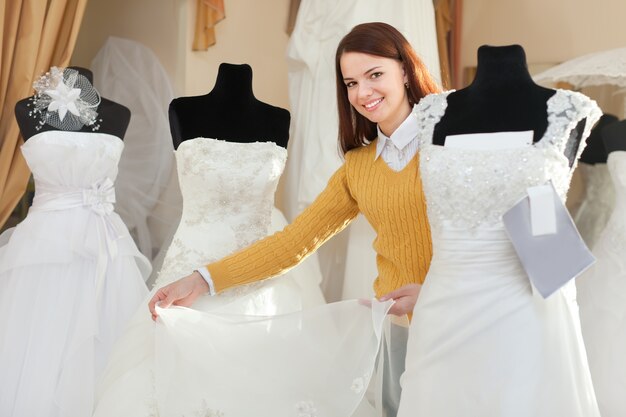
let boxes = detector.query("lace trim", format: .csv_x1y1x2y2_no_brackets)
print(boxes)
414,89,601,153
413,89,602,230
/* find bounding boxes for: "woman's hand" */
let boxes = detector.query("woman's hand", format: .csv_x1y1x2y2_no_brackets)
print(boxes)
378,283,422,316
148,271,209,321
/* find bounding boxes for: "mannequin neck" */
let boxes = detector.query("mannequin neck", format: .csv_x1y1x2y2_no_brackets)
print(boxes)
468,45,536,92
209,63,255,105
602,118,626,153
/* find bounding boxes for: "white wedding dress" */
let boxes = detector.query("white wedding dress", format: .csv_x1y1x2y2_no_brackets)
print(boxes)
577,150,626,417
573,162,615,249
398,90,602,417
94,138,389,417
0,131,150,417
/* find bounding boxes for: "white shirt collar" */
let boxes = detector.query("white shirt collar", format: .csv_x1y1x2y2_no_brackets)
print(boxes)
374,107,419,160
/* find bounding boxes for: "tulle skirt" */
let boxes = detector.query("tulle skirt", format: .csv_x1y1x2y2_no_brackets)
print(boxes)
94,293,392,417
0,208,150,417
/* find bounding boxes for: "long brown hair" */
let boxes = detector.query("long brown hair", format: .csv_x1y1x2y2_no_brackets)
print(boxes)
335,22,440,154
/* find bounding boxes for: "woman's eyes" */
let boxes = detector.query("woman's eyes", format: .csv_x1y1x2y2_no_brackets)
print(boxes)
345,72,383,88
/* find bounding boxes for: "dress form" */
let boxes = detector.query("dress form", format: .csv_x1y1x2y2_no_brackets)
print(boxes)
579,114,618,164
169,63,289,149
602,118,626,153
432,45,587,165
15,67,130,141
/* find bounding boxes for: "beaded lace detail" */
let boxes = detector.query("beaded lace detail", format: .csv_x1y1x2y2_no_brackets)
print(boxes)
415,89,601,230
155,138,287,290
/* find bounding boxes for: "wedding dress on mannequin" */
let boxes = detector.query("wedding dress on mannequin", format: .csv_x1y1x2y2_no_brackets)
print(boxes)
93,138,387,417
0,130,150,417
397,89,601,417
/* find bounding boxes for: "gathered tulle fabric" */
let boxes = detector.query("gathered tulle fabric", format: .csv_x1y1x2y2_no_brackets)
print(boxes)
151,300,392,417
577,151,626,417
0,131,150,417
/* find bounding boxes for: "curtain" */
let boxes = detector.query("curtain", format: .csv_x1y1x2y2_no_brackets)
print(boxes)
192,0,225,50
286,0,300,35
434,0,463,89
0,0,88,228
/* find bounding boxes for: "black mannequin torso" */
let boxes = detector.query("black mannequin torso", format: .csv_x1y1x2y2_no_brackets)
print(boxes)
169,63,290,150
432,45,587,166
15,67,130,141
601,119,626,154
578,114,618,164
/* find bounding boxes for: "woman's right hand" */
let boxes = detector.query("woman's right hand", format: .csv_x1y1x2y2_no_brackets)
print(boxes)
148,271,209,321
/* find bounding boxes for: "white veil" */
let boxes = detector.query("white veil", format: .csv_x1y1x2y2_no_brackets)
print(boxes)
92,37,180,264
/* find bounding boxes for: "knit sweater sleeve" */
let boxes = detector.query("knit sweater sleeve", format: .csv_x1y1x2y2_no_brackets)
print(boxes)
206,163,359,293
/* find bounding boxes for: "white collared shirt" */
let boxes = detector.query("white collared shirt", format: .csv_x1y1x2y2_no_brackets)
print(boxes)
375,108,420,171
197,108,419,294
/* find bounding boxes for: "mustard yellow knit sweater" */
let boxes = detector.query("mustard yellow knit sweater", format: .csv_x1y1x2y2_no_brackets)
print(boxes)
207,139,432,298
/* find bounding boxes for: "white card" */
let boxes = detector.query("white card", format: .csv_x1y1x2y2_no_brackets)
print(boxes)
502,181,595,299
445,130,533,150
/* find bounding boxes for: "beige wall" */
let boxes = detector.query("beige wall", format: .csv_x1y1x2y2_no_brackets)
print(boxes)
461,0,626,78
72,0,185,92
183,0,291,108
72,0,291,107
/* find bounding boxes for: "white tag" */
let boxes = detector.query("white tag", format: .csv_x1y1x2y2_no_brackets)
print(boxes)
527,184,557,236
445,131,533,150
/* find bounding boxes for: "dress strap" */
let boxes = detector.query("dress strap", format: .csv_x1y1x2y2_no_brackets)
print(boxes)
538,89,602,161
412,91,453,148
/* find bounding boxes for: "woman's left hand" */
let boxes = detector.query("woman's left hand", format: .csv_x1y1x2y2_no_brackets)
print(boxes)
378,283,421,316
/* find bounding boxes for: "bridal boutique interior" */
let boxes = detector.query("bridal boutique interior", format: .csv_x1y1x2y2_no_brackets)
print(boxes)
1,0,626,417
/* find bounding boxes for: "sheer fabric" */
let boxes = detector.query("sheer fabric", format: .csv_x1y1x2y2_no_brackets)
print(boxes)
92,36,176,261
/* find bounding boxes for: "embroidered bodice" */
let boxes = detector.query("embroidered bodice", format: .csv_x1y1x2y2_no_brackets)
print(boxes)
155,138,287,287
415,90,602,231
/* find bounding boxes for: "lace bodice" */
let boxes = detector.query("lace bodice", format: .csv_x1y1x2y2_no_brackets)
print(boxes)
155,138,287,286
21,131,123,188
416,90,602,231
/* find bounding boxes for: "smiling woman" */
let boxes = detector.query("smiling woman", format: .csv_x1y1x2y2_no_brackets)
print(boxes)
101,22,443,417
335,22,439,153
341,52,410,136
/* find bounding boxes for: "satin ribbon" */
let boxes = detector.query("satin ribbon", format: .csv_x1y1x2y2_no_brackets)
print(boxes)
30,178,123,305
